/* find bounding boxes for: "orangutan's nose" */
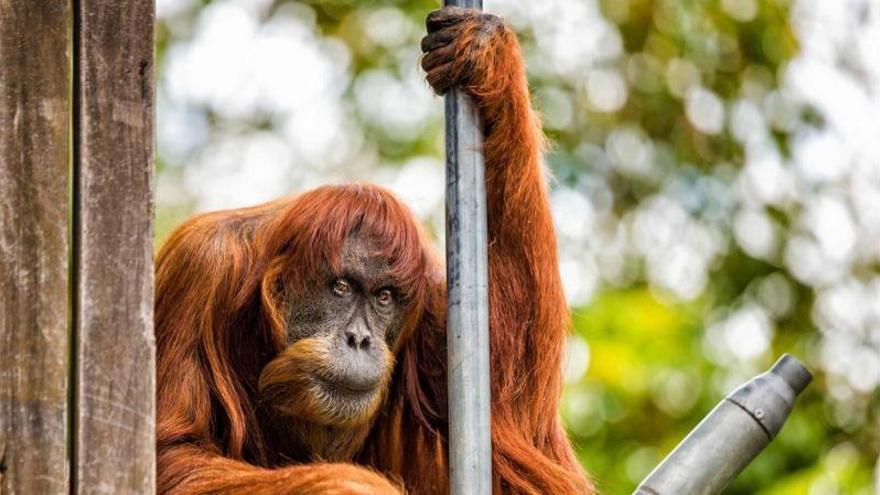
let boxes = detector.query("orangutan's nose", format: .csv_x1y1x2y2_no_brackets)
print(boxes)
344,324,372,351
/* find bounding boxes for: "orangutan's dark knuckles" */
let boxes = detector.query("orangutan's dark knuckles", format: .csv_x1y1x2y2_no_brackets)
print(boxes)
426,6,474,32
478,12,503,28
475,12,506,39
420,29,457,53
426,64,455,95
421,43,454,73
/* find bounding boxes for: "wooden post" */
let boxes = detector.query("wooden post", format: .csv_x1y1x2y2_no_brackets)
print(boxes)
0,3,72,493
72,0,156,492
443,1,492,494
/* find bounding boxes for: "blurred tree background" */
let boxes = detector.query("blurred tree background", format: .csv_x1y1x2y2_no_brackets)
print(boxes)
154,0,879,493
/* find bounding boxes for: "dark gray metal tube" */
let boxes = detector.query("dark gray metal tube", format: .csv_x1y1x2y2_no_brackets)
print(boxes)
443,0,491,494
634,354,812,495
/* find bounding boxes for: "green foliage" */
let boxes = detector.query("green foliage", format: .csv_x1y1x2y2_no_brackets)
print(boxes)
156,0,879,493
566,289,876,494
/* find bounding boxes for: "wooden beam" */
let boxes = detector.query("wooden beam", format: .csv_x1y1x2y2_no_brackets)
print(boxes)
73,0,156,492
0,2,71,493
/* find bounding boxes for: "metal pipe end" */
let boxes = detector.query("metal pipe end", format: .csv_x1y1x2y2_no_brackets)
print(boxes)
770,354,813,396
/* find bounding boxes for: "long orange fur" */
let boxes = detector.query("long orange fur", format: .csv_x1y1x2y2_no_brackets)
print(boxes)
155,9,592,495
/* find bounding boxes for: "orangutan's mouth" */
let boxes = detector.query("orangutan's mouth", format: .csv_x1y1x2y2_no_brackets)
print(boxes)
315,374,380,398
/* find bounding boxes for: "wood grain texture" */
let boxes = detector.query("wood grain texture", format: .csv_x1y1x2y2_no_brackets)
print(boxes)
0,2,71,493
73,0,156,492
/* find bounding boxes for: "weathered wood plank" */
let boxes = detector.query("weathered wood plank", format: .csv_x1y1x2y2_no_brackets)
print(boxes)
73,0,156,492
0,2,71,494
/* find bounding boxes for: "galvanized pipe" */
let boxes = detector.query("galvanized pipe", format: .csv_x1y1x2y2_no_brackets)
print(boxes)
443,0,492,494
634,354,812,495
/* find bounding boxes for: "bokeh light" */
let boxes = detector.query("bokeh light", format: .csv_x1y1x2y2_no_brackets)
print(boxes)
155,0,880,493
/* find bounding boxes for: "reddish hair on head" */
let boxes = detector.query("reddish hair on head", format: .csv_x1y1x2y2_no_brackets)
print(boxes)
155,9,592,494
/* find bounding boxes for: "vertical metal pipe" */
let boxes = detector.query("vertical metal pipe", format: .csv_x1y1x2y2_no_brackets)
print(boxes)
443,1,492,494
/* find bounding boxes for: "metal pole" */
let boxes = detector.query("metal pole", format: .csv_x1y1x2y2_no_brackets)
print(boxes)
634,354,812,495
443,1,492,494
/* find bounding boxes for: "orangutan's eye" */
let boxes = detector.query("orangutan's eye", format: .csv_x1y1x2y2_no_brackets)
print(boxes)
331,279,353,297
376,288,395,307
